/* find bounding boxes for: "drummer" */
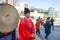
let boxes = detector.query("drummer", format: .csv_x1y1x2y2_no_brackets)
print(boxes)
19,8,35,40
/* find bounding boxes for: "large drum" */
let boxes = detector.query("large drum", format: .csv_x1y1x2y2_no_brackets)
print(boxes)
0,3,19,40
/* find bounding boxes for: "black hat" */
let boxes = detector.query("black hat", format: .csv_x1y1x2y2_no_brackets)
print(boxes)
24,8,30,14
47,17,50,19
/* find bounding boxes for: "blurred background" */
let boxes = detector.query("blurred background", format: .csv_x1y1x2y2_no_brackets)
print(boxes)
0,0,60,40
0,0,60,24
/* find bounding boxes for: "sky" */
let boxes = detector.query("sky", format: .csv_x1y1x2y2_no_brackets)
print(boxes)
0,0,60,11
16,0,60,11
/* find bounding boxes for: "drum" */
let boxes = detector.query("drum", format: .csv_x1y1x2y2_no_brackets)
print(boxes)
0,3,19,40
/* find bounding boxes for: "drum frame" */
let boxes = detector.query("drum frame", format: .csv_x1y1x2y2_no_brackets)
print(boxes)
0,30,16,40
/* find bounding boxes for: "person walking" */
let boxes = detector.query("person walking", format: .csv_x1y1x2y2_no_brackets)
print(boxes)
35,19,41,34
51,17,55,30
44,17,51,39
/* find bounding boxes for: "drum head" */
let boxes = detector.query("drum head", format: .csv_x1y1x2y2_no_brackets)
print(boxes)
0,3,19,33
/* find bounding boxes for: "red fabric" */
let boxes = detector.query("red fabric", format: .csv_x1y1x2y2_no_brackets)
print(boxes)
36,21,40,30
41,21,44,26
4,37,7,40
19,17,35,40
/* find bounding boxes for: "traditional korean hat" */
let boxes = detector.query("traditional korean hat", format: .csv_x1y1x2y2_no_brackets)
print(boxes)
24,8,30,14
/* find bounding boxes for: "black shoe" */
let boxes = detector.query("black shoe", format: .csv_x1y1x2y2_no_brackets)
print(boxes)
45,36,47,39
39,32,40,34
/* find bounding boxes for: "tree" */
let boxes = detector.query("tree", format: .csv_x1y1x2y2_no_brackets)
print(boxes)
48,7,55,17
48,7,54,12
30,9,35,12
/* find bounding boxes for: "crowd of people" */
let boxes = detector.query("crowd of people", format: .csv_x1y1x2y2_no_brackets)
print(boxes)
35,16,55,40
18,8,55,40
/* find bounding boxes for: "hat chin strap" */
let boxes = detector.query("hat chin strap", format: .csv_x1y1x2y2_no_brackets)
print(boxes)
25,16,30,19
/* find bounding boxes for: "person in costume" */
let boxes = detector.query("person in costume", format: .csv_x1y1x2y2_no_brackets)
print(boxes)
19,8,35,40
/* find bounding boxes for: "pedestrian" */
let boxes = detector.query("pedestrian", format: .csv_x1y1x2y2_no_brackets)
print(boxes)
40,18,45,31
19,8,35,40
51,17,55,30
35,19,40,34
38,17,41,21
44,17,51,39
41,18,44,27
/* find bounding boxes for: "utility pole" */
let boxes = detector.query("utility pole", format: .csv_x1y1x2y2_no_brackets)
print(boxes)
13,0,14,5
6,0,8,3
13,0,16,6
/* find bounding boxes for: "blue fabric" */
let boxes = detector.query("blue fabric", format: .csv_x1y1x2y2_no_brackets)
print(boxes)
0,34,12,40
0,3,4,6
44,19,51,34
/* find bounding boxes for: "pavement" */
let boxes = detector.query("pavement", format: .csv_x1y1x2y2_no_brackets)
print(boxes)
35,34,41,40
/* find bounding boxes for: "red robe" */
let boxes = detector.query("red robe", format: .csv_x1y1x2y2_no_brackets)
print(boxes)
41,21,44,26
19,17,35,40
36,21,40,30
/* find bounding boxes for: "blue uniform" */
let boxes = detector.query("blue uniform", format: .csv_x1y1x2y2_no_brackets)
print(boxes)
44,19,51,39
